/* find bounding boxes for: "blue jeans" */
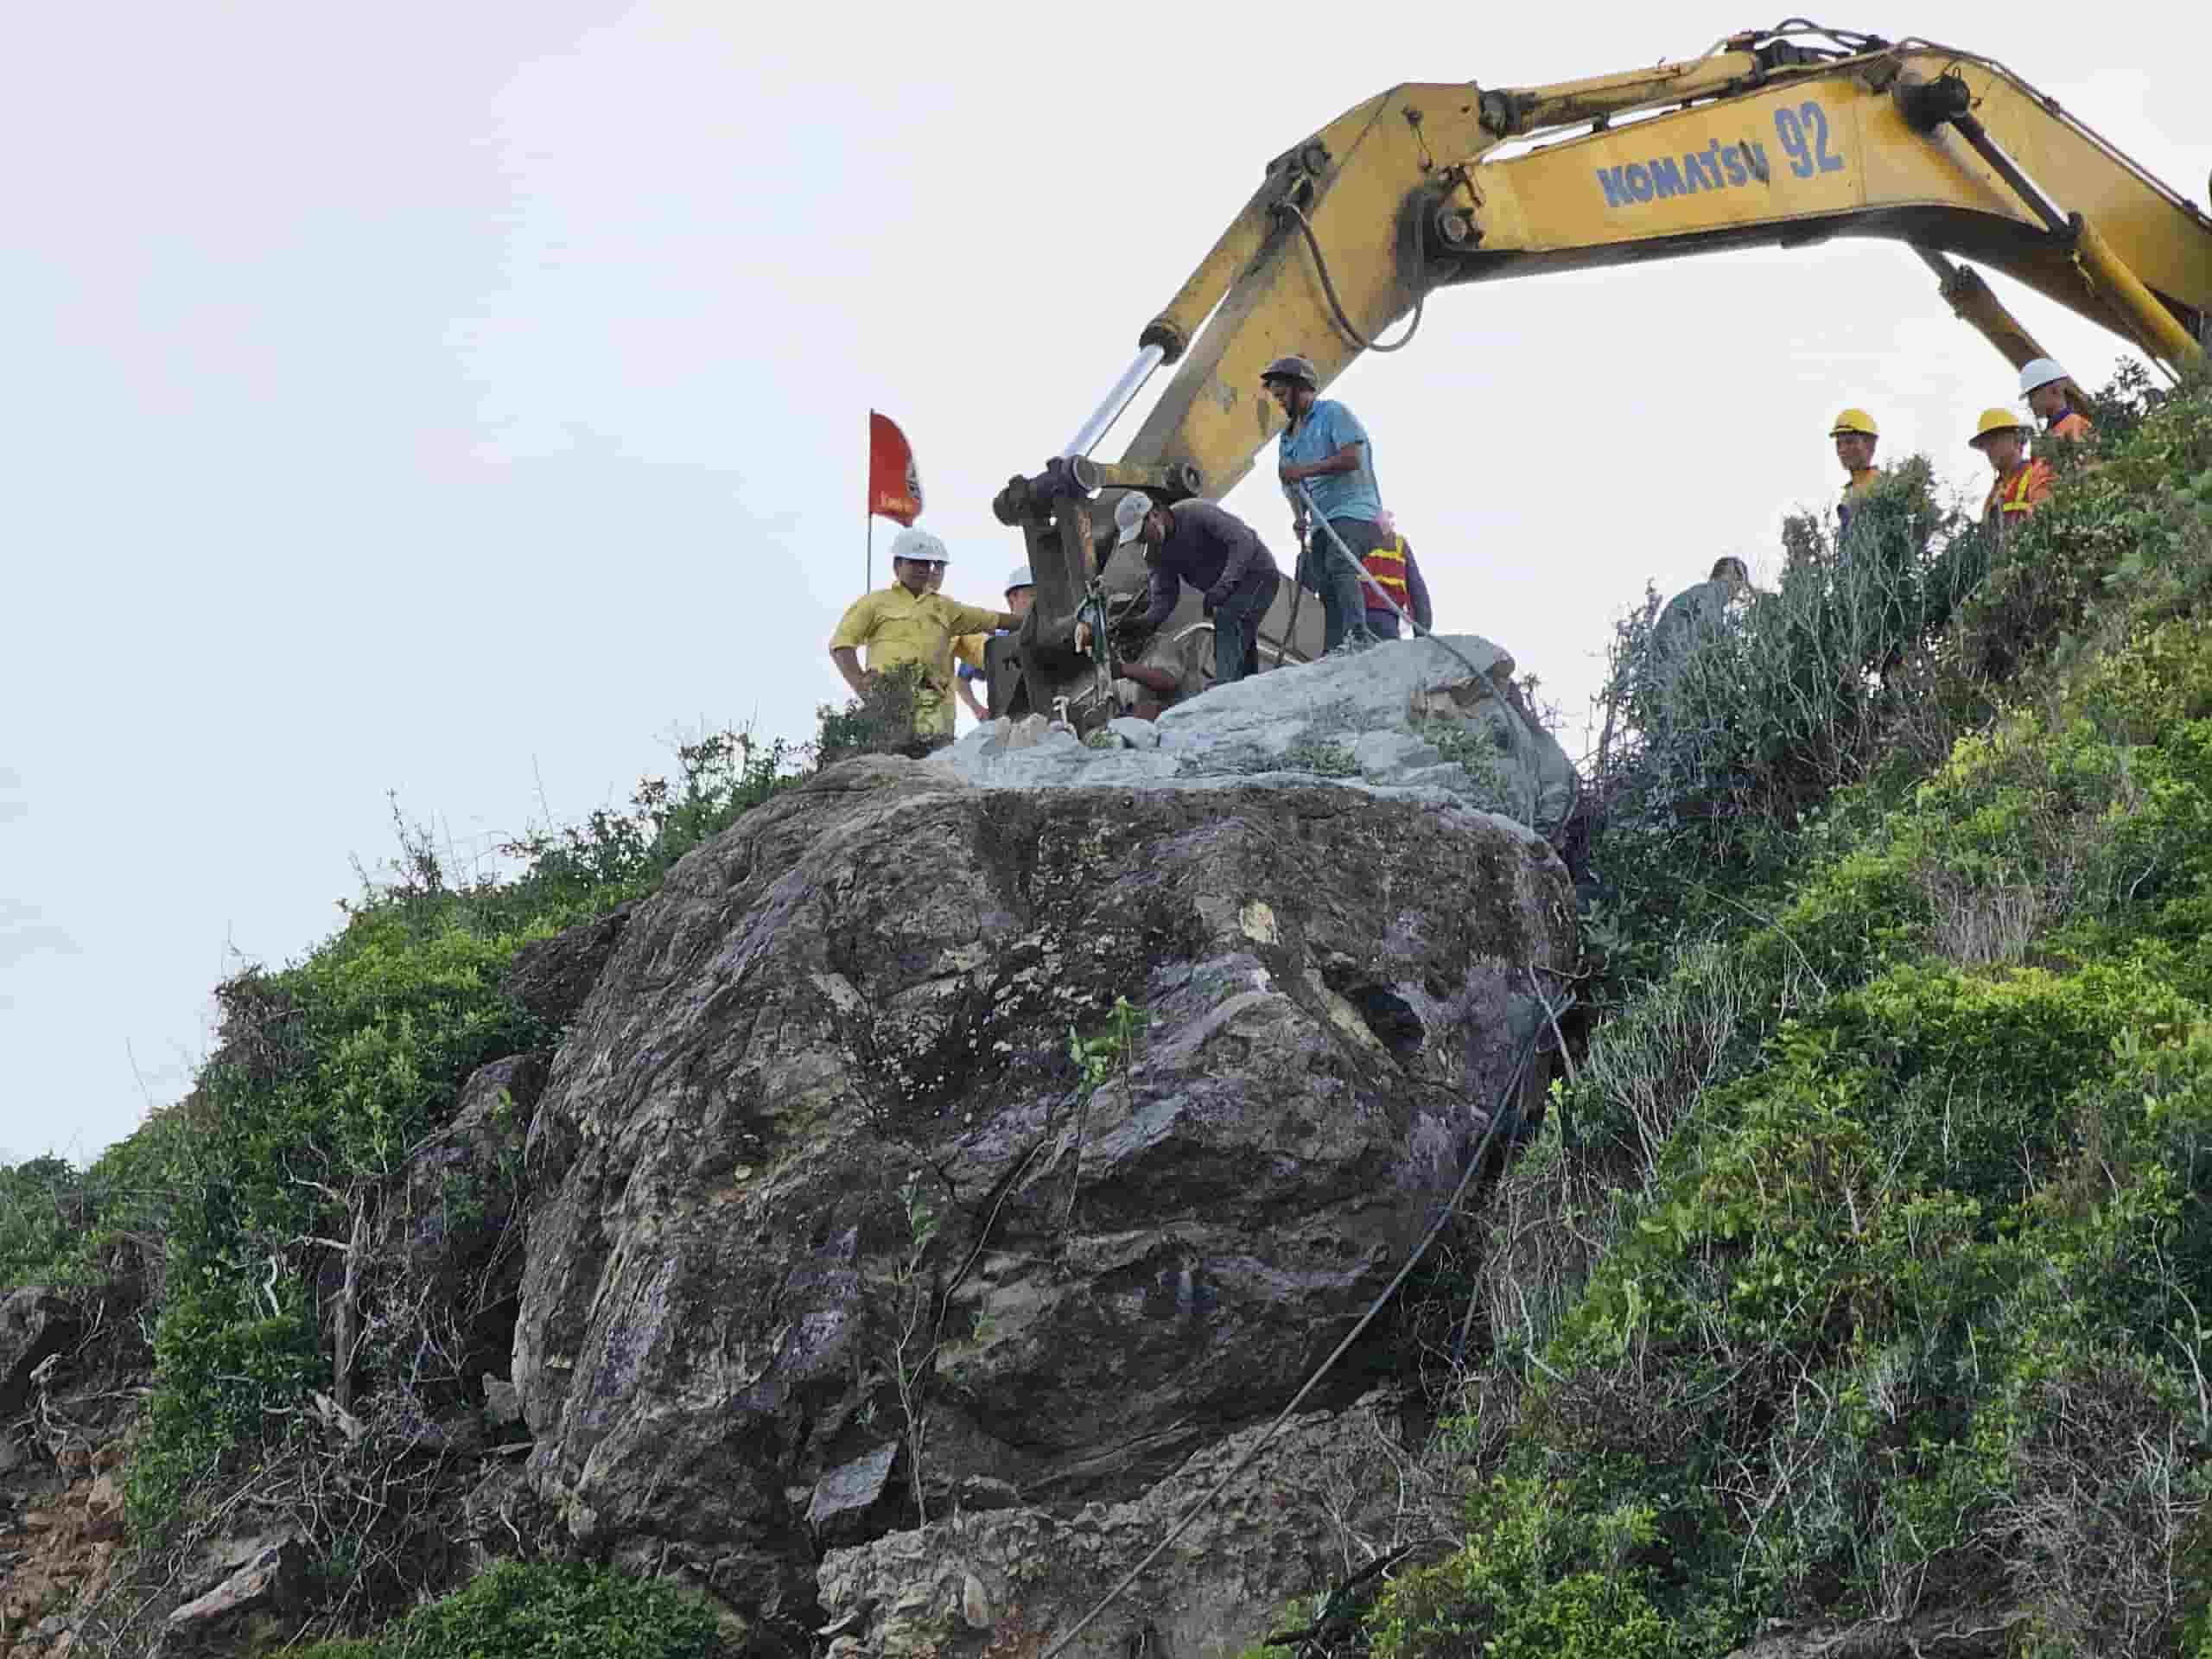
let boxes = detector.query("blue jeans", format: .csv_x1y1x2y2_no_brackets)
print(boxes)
1211,580,1270,685
1365,609,1400,639
1298,518,1380,652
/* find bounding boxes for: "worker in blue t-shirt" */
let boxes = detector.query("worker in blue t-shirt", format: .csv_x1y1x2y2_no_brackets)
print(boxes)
1264,354,1383,655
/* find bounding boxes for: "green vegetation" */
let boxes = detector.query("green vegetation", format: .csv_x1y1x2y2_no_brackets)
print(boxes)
0,726,797,1613
1277,738,1362,777
814,658,939,762
1359,369,2212,1655
10,370,2212,1656
293,1560,723,1659
1369,1478,1674,1658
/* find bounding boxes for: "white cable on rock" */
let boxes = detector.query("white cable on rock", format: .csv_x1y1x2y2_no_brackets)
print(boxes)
1292,481,1487,683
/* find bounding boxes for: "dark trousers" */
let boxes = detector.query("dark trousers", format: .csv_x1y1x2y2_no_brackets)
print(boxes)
1366,609,1400,639
1211,580,1269,685
1297,518,1380,652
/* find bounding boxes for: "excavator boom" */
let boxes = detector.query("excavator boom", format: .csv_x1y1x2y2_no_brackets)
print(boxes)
995,25,2212,733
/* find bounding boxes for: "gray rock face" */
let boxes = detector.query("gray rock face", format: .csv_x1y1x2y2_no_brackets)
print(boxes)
162,1535,305,1656
818,1397,1408,1659
501,903,635,1028
374,1052,546,1392
0,1290,80,1420
510,761,1572,1626
941,634,1580,839
809,1443,901,1545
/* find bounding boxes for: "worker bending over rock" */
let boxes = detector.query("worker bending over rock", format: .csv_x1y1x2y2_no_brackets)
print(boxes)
1110,492,1281,689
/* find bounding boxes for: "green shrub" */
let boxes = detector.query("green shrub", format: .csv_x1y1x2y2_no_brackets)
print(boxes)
813,660,938,764
0,728,801,1562
1378,373,2212,1656
1582,457,1987,982
309,1561,723,1659
0,1156,93,1288
497,728,796,910
1369,1478,1675,1658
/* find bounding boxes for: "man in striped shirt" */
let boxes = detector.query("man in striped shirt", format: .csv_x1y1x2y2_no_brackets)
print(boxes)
1358,511,1433,640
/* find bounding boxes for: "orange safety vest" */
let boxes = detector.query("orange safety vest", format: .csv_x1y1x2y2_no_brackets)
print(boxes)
1361,535,1411,612
2047,410,2094,443
1982,458,2055,525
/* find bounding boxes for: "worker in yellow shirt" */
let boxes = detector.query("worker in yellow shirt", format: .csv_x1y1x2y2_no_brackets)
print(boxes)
1829,408,1881,537
1969,410,2055,530
828,529,1020,746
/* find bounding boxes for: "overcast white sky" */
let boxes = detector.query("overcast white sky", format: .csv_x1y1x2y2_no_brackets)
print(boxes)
3,2,2207,1164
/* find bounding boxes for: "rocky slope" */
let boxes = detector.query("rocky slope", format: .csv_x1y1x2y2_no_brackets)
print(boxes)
504,748,1573,1642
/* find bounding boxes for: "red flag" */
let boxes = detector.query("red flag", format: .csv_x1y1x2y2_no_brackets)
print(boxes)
868,411,924,526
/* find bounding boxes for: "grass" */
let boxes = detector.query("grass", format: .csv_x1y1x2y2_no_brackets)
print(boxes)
1351,366,2212,1656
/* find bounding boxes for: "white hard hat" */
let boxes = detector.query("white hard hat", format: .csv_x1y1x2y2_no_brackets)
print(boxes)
889,526,950,564
2018,357,2069,396
1114,493,1154,548
1005,565,1034,592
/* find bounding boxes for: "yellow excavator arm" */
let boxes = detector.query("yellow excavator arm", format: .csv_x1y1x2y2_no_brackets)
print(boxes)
1125,27,2210,497
994,23,2212,729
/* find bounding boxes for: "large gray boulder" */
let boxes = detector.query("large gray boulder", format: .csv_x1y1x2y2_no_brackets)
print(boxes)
509,760,1572,1629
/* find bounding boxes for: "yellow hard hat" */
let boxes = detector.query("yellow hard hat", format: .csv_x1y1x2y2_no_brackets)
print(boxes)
1968,407,2030,447
1828,408,1878,438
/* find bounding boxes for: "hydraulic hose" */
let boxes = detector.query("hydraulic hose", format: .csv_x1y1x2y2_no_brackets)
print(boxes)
1281,201,1427,354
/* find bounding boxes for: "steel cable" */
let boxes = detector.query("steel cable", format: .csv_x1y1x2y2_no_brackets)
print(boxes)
1035,1007,1566,1659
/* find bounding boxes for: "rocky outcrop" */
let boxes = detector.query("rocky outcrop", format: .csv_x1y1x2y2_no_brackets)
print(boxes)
162,1534,306,1656
0,1292,80,1421
0,1431,130,1659
818,1395,1412,1659
509,757,1573,1628
501,904,635,1028
373,1052,548,1393
943,633,1581,841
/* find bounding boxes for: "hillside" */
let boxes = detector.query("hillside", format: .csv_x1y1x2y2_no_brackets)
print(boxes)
1348,367,2212,1656
4,367,2210,1658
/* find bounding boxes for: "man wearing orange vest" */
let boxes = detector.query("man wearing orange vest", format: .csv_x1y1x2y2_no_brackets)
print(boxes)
1358,511,1433,639
2019,358,2095,444
1829,408,1882,537
1969,409,2055,530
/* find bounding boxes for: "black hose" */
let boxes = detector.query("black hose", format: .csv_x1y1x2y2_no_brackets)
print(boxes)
1282,201,1427,354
